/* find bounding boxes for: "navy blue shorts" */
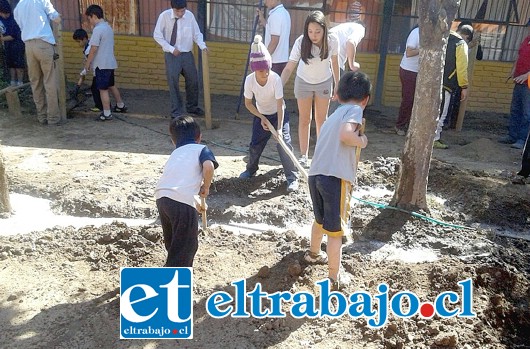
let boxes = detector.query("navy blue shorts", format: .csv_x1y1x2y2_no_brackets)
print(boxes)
95,68,115,90
308,175,353,237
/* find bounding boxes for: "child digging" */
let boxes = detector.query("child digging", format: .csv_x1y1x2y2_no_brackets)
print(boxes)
240,34,299,192
304,71,371,290
155,116,218,267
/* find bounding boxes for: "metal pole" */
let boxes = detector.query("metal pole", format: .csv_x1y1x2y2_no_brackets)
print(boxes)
235,0,263,119
374,0,394,107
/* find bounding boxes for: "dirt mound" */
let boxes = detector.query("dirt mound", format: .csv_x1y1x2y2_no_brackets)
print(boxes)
453,138,508,161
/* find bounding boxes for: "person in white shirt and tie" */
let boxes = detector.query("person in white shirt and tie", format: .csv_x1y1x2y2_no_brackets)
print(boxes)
153,0,208,119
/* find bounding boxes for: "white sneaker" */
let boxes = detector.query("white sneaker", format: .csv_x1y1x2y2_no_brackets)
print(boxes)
298,155,309,169
304,250,328,264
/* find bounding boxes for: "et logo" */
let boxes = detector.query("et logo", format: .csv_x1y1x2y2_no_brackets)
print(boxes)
120,268,193,339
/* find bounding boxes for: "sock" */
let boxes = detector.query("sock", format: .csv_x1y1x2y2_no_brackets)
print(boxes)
117,102,125,108
104,109,111,117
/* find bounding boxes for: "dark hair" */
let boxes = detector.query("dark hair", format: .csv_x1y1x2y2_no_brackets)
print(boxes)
72,29,88,41
169,116,201,146
85,4,104,19
458,20,473,28
337,71,371,103
171,0,187,9
301,11,329,64
457,24,474,42
0,0,11,14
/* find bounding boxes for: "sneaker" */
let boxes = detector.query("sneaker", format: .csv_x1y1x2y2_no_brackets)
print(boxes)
304,250,328,264
113,105,128,113
90,107,101,112
395,127,406,136
298,155,309,168
239,170,255,179
511,140,525,149
287,179,299,192
96,113,113,121
511,175,527,185
433,140,448,149
188,108,204,116
498,135,516,144
329,272,351,291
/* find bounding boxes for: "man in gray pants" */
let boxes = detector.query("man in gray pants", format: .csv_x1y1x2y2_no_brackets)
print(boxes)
153,0,208,119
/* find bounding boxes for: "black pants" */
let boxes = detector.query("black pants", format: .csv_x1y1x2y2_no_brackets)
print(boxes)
91,76,103,110
518,131,530,178
156,197,198,267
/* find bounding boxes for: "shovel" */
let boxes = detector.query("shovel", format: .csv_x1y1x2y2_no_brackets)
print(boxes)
261,118,308,181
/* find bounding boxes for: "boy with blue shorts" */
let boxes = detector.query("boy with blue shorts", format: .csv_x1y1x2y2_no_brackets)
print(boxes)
83,5,127,121
155,116,218,267
304,71,371,290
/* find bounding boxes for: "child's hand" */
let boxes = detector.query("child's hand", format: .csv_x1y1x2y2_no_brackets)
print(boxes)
194,196,208,213
199,184,210,198
360,134,368,149
260,118,270,131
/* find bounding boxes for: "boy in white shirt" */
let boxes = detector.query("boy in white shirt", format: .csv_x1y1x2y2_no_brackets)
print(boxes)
155,116,218,267
240,35,299,192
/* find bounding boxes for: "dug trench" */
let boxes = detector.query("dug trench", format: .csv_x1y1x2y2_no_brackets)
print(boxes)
0,95,529,348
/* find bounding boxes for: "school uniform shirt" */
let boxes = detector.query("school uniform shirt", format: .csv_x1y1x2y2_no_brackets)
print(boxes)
400,27,419,73
309,104,363,183
244,71,284,115
329,22,365,68
155,143,218,209
13,0,59,44
89,21,118,71
289,34,339,84
153,9,206,53
265,4,290,64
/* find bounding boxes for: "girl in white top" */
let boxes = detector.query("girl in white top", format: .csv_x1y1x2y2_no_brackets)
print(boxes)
281,11,339,167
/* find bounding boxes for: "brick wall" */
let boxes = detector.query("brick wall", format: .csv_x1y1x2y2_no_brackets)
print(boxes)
62,32,514,114
378,53,514,114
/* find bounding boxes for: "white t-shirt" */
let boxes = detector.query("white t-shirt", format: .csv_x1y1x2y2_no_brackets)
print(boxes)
155,143,217,208
244,71,284,115
90,21,118,71
289,34,339,84
400,27,420,73
329,22,365,68
265,4,291,63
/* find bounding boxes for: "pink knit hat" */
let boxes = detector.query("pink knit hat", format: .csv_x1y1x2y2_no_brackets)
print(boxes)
249,35,271,71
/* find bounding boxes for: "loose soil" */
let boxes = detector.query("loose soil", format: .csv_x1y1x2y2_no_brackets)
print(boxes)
0,88,529,348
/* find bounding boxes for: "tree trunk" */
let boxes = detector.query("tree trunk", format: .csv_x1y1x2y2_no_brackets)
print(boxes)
390,0,460,212
0,147,11,216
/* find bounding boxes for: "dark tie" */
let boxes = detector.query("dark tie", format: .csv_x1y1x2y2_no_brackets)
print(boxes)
169,18,178,46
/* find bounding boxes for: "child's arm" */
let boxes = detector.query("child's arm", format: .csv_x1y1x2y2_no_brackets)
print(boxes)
84,45,98,73
280,61,297,86
245,97,266,121
199,160,215,198
339,122,367,148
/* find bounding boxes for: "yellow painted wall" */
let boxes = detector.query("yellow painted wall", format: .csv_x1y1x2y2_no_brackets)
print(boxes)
62,32,514,114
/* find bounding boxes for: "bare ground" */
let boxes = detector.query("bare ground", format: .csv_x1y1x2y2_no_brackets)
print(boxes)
0,88,529,348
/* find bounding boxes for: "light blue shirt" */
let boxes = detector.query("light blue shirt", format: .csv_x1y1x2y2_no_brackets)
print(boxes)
14,0,60,44
89,21,118,70
309,104,364,183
